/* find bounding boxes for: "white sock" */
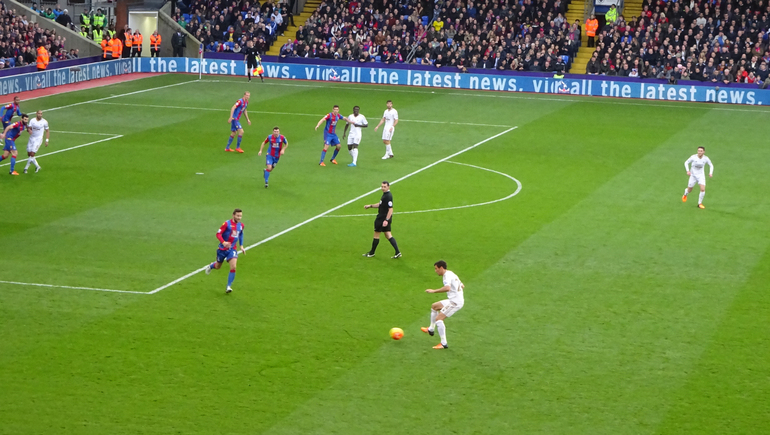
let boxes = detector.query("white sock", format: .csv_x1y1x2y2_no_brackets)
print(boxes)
436,319,447,346
683,188,689,196
32,157,40,168
24,158,32,170
429,309,438,331
385,145,392,155
352,148,358,164
698,191,705,204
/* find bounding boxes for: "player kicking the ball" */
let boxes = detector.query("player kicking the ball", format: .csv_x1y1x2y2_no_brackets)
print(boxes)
421,260,464,349
205,209,246,293
682,146,714,209
24,110,49,173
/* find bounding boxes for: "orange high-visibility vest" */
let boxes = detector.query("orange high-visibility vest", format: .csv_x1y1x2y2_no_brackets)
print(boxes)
124,32,133,47
586,19,598,37
36,46,49,70
101,39,110,57
111,38,123,57
150,34,161,49
133,33,143,47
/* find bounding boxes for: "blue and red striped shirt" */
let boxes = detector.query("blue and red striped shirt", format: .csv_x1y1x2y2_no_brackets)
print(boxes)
323,113,343,135
2,103,21,123
265,134,287,158
5,121,26,140
217,219,244,251
232,98,248,120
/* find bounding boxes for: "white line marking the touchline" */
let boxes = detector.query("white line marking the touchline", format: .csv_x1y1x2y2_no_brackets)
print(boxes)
51,131,117,136
324,161,523,218
90,101,515,128
0,280,147,294
147,126,518,294
0,135,123,167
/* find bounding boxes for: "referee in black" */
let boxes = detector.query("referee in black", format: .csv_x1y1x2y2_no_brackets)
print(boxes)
244,40,263,82
363,181,402,258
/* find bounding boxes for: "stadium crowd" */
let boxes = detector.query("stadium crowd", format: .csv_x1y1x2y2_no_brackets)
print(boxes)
586,0,770,85
0,2,70,69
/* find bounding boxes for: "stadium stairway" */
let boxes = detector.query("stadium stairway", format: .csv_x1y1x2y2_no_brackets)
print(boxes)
266,0,321,55
566,0,592,74
623,0,643,21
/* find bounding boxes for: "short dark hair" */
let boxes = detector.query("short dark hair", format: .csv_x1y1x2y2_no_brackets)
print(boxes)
273,126,279,130
386,100,392,103
353,105,359,110
698,146,705,151
382,181,390,186
233,208,243,214
333,104,339,109
434,260,447,269
20,113,28,118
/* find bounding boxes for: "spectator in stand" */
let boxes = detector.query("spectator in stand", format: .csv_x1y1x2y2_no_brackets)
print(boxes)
55,8,72,29
172,29,186,57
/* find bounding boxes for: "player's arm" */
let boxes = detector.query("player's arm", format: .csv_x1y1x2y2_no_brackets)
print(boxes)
228,102,237,122
391,115,398,130
238,228,246,254
684,157,692,175
243,108,251,125
359,116,368,128
216,222,231,248
374,116,385,131
426,285,451,294
315,114,328,130
363,202,379,209
0,123,13,139
258,137,268,155
708,158,714,176
44,124,50,146
280,137,287,155
342,120,350,138
384,206,393,222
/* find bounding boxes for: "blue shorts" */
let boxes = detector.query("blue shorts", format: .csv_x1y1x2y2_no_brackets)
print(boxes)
216,248,238,263
231,120,243,132
324,133,340,146
1,121,9,129
266,154,279,166
3,139,16,151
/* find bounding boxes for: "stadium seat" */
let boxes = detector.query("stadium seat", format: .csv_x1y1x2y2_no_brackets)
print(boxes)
421,16,429,26
375,55,381,62
182,13,191,22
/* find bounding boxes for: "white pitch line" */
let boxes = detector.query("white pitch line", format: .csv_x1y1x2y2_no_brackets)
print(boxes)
148,126,518,294
0,280,146,294
91,101,515,128
43,79,197,112
0,135,123,167
51,131,117,136
325,161,522,218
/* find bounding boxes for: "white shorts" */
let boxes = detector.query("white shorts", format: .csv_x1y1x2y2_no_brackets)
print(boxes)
688,173,706,187
382,128,394,141
347,133,361,145
439,299,463,318
27,137,43,153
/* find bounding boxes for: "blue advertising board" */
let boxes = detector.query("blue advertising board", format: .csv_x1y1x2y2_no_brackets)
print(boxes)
134,57,770,106
0,59,134,96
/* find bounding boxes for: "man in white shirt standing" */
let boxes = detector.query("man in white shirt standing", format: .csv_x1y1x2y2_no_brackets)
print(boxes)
342,105,368,167
374,99,398,159
682,146,714,209
422,260,464,349
24,110,49,174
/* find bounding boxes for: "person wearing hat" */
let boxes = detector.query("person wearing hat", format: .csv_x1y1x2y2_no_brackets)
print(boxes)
55,8,72,27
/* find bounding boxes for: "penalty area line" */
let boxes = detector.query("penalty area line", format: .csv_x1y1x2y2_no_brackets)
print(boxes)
0,280,147,294
148,126,518,295
0,135,123,167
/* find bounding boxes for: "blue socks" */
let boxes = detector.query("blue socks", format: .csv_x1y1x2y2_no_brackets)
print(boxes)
264,169,270,183
9,157,15,172
227,270,236,287
226,136,234,149
236,136,242,149
320,150,326,163
332,148,339,160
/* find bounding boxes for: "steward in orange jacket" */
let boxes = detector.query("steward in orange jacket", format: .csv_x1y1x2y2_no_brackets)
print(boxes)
36,45,49,71
586,15,599,47
150,31,161,57
132,31,143,57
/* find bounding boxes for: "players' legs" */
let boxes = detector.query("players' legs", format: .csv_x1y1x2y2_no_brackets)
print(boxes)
0,150,8,162
264,163,273,185
226,131,236,150
320,143,330,165
226,257,238,289
24,151,35,172
698,183,706,205
8,149,17,173
382,139,392,158
367,230,381,254
383,230,400,256
236,129,244,150
331,144,341,163
428,301,444,331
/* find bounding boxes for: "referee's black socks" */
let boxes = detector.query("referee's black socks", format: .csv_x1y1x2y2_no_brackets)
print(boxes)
388,237,400,254
370,238,380,254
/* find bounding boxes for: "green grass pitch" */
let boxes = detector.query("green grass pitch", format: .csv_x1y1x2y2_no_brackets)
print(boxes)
1,74,769,434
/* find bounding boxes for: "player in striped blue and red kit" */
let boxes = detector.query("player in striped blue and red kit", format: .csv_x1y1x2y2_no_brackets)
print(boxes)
314,105,354,166
205,209,246,293
2,96,22,129
0,113,29,175
258,126,288,188
226,92,251,153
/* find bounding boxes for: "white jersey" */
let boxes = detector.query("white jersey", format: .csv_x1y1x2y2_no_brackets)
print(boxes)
347,113,367,137
685,154,714,176
382,108,398,128
28,118,49,140
442,270,464,305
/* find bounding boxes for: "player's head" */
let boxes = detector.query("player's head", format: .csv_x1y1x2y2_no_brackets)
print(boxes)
35,110,42,120
353,105,360,115
386,100,393,109
272,126,280,135
20,113,29,124
13,96,20,104
434,260,448,275
381,181,390,192
697,146,705,156
232,208,243,222
243,91,250,101
332,105,340,114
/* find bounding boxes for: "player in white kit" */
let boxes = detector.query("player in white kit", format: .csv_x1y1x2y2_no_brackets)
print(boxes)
24,110,49,173
374,100,398,159
682,146,714,209
421,260,464,349
341,105,368,167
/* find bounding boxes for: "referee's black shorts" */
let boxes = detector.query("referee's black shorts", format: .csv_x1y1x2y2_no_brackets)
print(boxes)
247,59,258,70
374,217,392,232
